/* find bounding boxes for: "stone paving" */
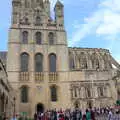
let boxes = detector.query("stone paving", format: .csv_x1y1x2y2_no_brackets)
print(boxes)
95,114,120,120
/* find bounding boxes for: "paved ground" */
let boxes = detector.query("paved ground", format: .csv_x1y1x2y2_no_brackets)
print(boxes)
95,114,120,120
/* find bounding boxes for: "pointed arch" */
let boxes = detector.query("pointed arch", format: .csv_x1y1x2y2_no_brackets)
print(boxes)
22,31,28,44
98,87,104,97
35,32,42,44
35,53,43,72
86,87,91,98
20,53,29,72
35,16,41,25
91,53,99,69
50,85,58,102
48,32,54,45
69,52,75,69
20,85,29,103
79,52,87,69
24,17,29,25
49,53,56,72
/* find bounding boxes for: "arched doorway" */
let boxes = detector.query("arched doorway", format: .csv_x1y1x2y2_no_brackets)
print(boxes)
74,100,80,109
87,100,93,109
36,103,44,113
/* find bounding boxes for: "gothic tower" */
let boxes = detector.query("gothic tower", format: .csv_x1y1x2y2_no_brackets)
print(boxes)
7,0,69,117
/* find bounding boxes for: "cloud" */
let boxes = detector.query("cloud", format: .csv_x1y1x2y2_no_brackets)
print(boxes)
69,0,120,46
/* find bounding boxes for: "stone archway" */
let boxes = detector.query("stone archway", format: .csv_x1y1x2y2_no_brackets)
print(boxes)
74,100,80,109
87,100,93,109
36,103,44,113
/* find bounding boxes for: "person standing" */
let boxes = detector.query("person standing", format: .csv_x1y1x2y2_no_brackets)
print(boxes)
108,110,113,120
91,110,96,120
86,109,91,120
34,112,37,120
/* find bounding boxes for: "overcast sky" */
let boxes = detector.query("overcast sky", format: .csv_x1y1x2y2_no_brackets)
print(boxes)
0,0,120,63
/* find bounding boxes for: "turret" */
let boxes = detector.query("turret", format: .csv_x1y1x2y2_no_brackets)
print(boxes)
54,0,64,26
44,0,50,17
35,0,44,8
12,0,21,24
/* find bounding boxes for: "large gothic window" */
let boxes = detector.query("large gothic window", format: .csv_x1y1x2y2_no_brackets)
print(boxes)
21,53,29,72
49,54,56,72
50,86,57,102
21,86,28,103
35,32,42,44
48,32,54,45
22,31,28,44
35,53,43,72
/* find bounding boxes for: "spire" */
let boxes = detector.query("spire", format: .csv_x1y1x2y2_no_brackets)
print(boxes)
54,0,64,26
44,0,50,16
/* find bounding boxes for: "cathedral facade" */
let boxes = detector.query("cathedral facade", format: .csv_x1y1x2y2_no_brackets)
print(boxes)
4,0,120,117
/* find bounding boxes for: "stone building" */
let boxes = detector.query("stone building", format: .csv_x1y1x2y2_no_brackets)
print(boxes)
0,0,120,118
0,58,14,118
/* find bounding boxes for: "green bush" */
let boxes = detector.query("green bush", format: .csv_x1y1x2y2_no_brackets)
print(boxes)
116,100,120,105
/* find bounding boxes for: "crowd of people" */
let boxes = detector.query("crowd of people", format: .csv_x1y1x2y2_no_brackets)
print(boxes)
1,107,119,120
33,107,120,120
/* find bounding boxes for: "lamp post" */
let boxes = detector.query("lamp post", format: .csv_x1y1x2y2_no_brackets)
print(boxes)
13,97,16,116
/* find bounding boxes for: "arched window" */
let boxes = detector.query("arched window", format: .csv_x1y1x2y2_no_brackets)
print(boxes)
21,86,28,103
24,18,29,25
91,53,99,69
22,31,28,44
70,57,75,69
21,53,29,72
98,87,104,97
86,88,91,98
49,54,56,72
35,53,43,72
35,32,42,44
50,86,57,102
79,52,87,69
48,32,54,45
74,88,77,97
36,16,41,25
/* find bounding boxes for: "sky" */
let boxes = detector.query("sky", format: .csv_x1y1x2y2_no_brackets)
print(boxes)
0,0,120,63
